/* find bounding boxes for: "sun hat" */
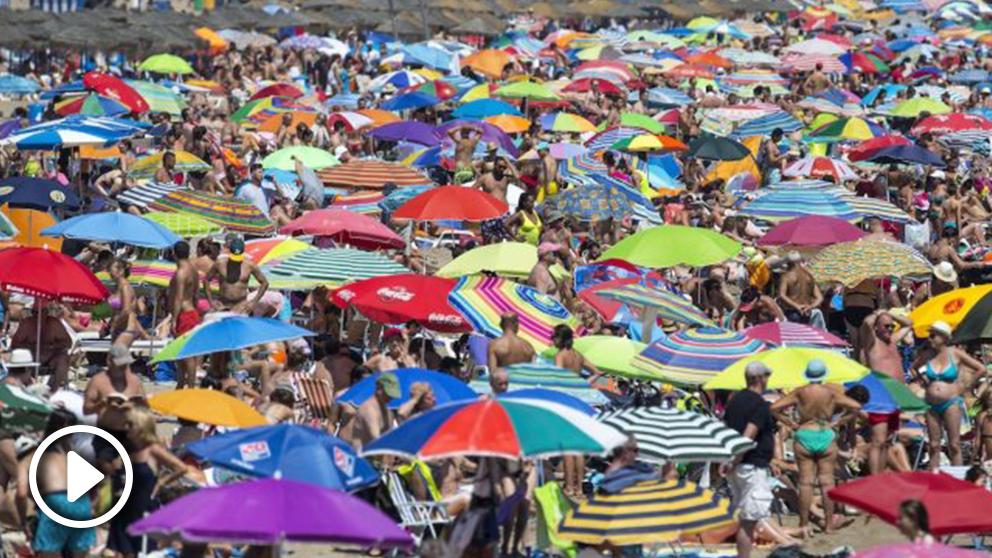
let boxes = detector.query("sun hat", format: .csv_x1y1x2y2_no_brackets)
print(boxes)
929,320,953,339
110,344,135,367
376,372,402,399
933,261,957,283
804,358,827,383
5,349,36,370
537,141,550,151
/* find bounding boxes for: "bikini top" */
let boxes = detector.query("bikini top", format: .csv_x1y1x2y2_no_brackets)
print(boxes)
925,352,959,383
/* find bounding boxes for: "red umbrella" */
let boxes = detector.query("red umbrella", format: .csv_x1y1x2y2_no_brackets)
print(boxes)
392,186,509,221
250,83,304,102
81,72,149,114
331,274,470,333
847,135,912,162
756,215,867,247
744,322,848,348
0,247,108,303
280,209,405,250
828,472,992,536
577,278,640,321
562,77,624,95
910,113,992,136
666,64,715,79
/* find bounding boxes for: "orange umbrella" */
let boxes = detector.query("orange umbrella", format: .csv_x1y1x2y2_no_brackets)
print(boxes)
357,109,401,128
462,49,513,78
186,79,226,94
79,145,122,159
194,27,228,54
1,205,61,250
485,115,531,133
258,111,318,133
664,64,715,78
684,52,733,69
656,135,688,151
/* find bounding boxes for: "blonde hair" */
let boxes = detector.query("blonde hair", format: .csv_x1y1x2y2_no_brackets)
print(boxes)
127,408,160,449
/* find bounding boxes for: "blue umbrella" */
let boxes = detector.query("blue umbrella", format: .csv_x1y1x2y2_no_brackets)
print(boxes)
187,424,378,490
862,84,907,106
338,368,477,410
0,74,39,95
0,177,82,211
401,43,454,70
731,111,804,138
380,92,439,112
39,80,85,100
645,87,693,108
325,93,361,109
452,99,521,119
868,144,944,166
949,68,989,84
153,317,315,361
497,388,595,416
368,121,441,146
42,212,180,249
380,184,435,211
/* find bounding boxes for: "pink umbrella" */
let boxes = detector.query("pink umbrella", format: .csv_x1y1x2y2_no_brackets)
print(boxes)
744,322,848,348
756,215,866,247
280,209,405,250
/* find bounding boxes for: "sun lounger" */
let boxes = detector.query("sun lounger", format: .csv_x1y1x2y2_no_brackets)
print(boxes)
290,372,334,424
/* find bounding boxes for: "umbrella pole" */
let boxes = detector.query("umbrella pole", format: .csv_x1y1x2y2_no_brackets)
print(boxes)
35,299,42,376
641,308,657,342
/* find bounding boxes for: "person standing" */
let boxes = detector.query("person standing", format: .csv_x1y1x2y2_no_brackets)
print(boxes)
486,314,536,374
168,240,201,389
722,362,776,558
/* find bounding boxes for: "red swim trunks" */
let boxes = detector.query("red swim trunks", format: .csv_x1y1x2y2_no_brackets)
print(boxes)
175,309,202,336
868,411,900,432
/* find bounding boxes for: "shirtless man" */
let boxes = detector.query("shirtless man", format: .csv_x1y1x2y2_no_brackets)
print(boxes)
82,344,146,474
476,157,517,204
537,142,559,201
348,372,400,451
447,124,482,183
803,63,832,95
778,252,825,328
193,239,218,278
861,310,914,473
168,241,202,389
203,238,269,314
487,314,536,374
528,243,561,296
154,151,177,184
731,286,785,330
313,337,358,394
771,360,861,536
366,329,417,372
16,410,94,558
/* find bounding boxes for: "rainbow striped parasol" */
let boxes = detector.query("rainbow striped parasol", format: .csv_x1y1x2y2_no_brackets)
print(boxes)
97,260,176,288
447,276,578,351
632,327,767,386
148,191,275,236
809,240,932,287
596,284,716,328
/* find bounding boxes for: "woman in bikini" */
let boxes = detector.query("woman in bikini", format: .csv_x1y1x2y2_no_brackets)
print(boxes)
910,321,986,469
108,260,151,349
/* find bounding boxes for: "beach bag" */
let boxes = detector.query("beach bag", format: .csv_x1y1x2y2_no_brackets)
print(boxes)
904,220,931,252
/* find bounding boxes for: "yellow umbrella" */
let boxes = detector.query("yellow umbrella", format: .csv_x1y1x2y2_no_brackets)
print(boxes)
150,388,267,427
131,151,211,180
413,68,444,80
1,205,61,250
704,348,869,390
909,284,992,337
437,242,536,279
460,83,491,103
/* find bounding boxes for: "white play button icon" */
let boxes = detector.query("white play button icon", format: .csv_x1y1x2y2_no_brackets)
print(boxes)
66,451,104,503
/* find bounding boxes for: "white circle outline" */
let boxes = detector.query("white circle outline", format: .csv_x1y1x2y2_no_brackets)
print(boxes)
28,425,133,529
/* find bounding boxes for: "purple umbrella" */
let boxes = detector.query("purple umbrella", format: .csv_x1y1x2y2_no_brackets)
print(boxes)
437,119,519,157
0,119,23,140
129,478,414,547
368,121,441,146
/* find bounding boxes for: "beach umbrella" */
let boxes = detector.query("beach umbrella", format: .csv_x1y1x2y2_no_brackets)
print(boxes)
81,72,149,114
280,209,404,250
448,276,577,351
686,136,751,161
370,70,427,92
808,240,932,287
540,113,598,133
331,274,468,333
558,479,734,545
130,151,211,180
596,284,715,328
0,74,39,95
462,49,512,77
368,121,440,146
393,185,509,221
757,215,866,247
436,242,536,279
911,113,992,136
138,53,194,75
250,83,304,101
152,317,314,362
856,543,988,558
633,327,767,386
54,94,130,117
326,111,373,131
187,424,377,490
546,335,648,380
244,237,310,265
147,191,275,236
318,160,430,190
847,135,913,162
867,144,945,166
496,81,560,101
266,247,409,287
261,146,338,171
828,472,992,536
908,284,992,337
891,97,952,117
0,177,81,211
705,347,869,390
381,92,439,112
739,188,862,223
130,478,413,548
357,109,401,128
231,96,311,123
452,99,521,119
548,180,634,222
562,77,623,95
484,114,531,133
339,369,478,410
149,388,266,427
0,247,107,304
469,363,608,406
143,211,223,237
125,80,187,116
730,111,803,138
598,407,755,463
947,289,992,343
744,322,848,348
598,225,742,268
0,384,53,435
2,208,59,250
808,117,885,141
848,372,926,414
598,113,665,135
783,156,858,182
41,212,179,249
106,260,175,288
362,398,625,460
610,134,686,152
2,123,126,150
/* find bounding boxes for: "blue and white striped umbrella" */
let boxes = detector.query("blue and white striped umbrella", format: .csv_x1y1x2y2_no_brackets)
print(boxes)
370,70,427,92
731,111,803,138
645,88,693,107
949,69,990,84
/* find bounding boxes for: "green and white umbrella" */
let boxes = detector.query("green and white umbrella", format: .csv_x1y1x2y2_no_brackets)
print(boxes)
264,247,409,288
0,384,52,435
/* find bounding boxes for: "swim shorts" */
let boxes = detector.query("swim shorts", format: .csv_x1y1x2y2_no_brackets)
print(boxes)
34,492,96,554
175,309,202,336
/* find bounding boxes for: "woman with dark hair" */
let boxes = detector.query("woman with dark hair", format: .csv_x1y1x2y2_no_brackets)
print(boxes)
897,500,933,544
551,324,601,498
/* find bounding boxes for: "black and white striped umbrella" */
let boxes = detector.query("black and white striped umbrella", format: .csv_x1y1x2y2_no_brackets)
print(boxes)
598,407,754,463
118,182,182,209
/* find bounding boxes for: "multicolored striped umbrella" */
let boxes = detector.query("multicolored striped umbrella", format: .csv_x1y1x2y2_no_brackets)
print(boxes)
633,327,767,386
144,211,223,237
148,191,275,236
362,398,624,460
117,182,182,209
598,407,755,463
245,237,311,265
125,80,186,115
730,110,803,138
744,321,848,348
265,247,408,288
539,112,598,133
596,284,715,328
447,276,578,351
54,93,130,117
558,479,735,545
783,156,858,182
317,160,431,189
807,117,886,142
738,188,861,223
469,363,609,405
809,240,932,287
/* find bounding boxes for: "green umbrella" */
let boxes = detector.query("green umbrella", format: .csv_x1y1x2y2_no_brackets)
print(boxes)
597,225,742,268
543,335,649,380
138,53,195,75
0,384,53,435
144,211,223,237
496,81,560,101
596,113,664,134
261,146,339,171
686,136,752,161
890,97,951,118
231,98,266,123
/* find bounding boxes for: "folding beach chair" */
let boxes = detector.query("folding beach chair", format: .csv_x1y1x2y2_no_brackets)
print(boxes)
290,372,334,427
384,471,452,544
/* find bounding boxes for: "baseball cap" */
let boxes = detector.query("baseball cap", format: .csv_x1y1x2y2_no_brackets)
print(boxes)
376,372,402,399
110,344,135,367
804,358,827,383
229,238,245,262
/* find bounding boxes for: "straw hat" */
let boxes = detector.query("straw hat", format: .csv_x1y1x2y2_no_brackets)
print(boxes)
929,320,953,339
934,261,957,284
